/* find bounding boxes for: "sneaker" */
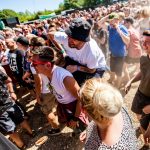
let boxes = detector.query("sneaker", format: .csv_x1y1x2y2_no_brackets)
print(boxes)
48,128,61,136
140,144,150,150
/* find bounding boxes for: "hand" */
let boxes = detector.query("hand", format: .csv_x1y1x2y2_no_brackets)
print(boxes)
66,65,77,73
144,130,150,144
10,93,17,101
79,130,87,143
125,81,132,94
68,120,78,129
143,105,150,114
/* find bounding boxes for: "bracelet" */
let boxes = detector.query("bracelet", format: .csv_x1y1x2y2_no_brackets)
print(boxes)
60,49,65,54
10,92,15,93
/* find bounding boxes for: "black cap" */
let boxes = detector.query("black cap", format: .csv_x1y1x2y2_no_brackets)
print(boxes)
16,36,29,46
65,18,91,42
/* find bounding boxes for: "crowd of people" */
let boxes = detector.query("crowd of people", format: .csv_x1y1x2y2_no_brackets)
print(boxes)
0,0,150,149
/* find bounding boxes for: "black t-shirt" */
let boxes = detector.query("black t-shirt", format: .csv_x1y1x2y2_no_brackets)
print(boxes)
0,70,14,115
8,49,24,76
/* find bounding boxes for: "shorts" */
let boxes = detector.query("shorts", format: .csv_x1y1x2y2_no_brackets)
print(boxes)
125,56,140,64
131,89,150,114
40,93,56,115
0,104,25,135
140,113,150,130
110,55,125,76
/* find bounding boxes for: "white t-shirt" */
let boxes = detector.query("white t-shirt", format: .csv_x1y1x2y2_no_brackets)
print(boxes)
54,32,106,69
50,66,76,104
30,65,50,94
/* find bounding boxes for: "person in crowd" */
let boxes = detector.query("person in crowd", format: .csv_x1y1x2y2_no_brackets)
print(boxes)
16,36,35,99
31,46,88,135
49,18,106,86
0,67,35,149
125,29,150,150
29,38,59,135
98,12,130,88
5,38,25,87
79,78,137,149
138,7,150,36
123,17,142,82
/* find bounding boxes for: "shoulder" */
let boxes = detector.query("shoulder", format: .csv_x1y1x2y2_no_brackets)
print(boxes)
54,66,73,79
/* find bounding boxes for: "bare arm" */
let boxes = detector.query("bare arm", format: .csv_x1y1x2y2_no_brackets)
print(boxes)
33,74,42,104
116,26,130,46
63,76,81,118
129,71,142,84
66,65,96,74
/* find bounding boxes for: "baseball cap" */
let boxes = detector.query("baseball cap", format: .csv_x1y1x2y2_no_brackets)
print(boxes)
65,18,91,42
108,13,119,20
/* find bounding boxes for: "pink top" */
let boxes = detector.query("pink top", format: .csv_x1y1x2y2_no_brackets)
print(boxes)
127,28,142,58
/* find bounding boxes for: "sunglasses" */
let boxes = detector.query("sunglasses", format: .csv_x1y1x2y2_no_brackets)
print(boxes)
32,60,50,67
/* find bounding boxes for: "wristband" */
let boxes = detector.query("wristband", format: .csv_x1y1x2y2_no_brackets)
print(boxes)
60,49,65,54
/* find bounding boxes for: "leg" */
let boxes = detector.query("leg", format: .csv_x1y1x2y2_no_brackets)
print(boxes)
9,132,24,148
47,112,59,129
20,120,33,135
108,71,116,84
123,63,130,83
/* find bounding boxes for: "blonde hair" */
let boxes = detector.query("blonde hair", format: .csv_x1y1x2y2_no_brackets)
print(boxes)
140,6,150,18
79,78,123,123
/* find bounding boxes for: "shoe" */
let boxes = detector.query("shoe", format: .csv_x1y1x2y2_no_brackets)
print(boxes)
140,144,150,150
48,128,61,135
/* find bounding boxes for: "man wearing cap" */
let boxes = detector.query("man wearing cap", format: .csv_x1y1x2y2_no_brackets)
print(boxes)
98,12,130,88
16,36,35,96
31,46,88,135
49,18,106,85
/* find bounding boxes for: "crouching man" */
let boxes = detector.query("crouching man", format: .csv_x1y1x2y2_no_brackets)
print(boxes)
31,46,88,135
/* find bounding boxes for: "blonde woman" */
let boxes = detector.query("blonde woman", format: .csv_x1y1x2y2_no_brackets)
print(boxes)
79,78,137,149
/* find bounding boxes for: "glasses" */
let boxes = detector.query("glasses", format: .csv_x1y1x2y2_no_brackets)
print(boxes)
32,60,50,67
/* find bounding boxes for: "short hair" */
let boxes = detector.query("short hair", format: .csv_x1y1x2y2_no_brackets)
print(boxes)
32,46,57,64
79,78,123,123
143,29,150,36
30,37,45,46
140,6,150,18
124,17,134,24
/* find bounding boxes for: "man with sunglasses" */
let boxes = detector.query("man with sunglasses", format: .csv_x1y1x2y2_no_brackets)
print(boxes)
49,18,106,86
32,46,88,135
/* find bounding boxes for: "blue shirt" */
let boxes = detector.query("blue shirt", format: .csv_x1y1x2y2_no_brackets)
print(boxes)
108,24,129,57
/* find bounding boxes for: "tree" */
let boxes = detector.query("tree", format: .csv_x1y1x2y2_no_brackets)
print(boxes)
2,9,18,18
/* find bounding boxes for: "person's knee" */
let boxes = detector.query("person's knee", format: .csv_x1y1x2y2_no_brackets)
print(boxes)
48,112,56,121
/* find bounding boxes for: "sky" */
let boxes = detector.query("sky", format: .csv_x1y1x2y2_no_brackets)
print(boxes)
0,0,64,13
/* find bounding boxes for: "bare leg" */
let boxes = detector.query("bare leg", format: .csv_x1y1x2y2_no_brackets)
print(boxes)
47,113,59,129
20,120,33,135
108,71,116,84
123,63,130,83
115,75,122,89
9,132,24,148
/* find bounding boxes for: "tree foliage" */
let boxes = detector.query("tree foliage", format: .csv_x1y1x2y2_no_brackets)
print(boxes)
0,0,106,23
